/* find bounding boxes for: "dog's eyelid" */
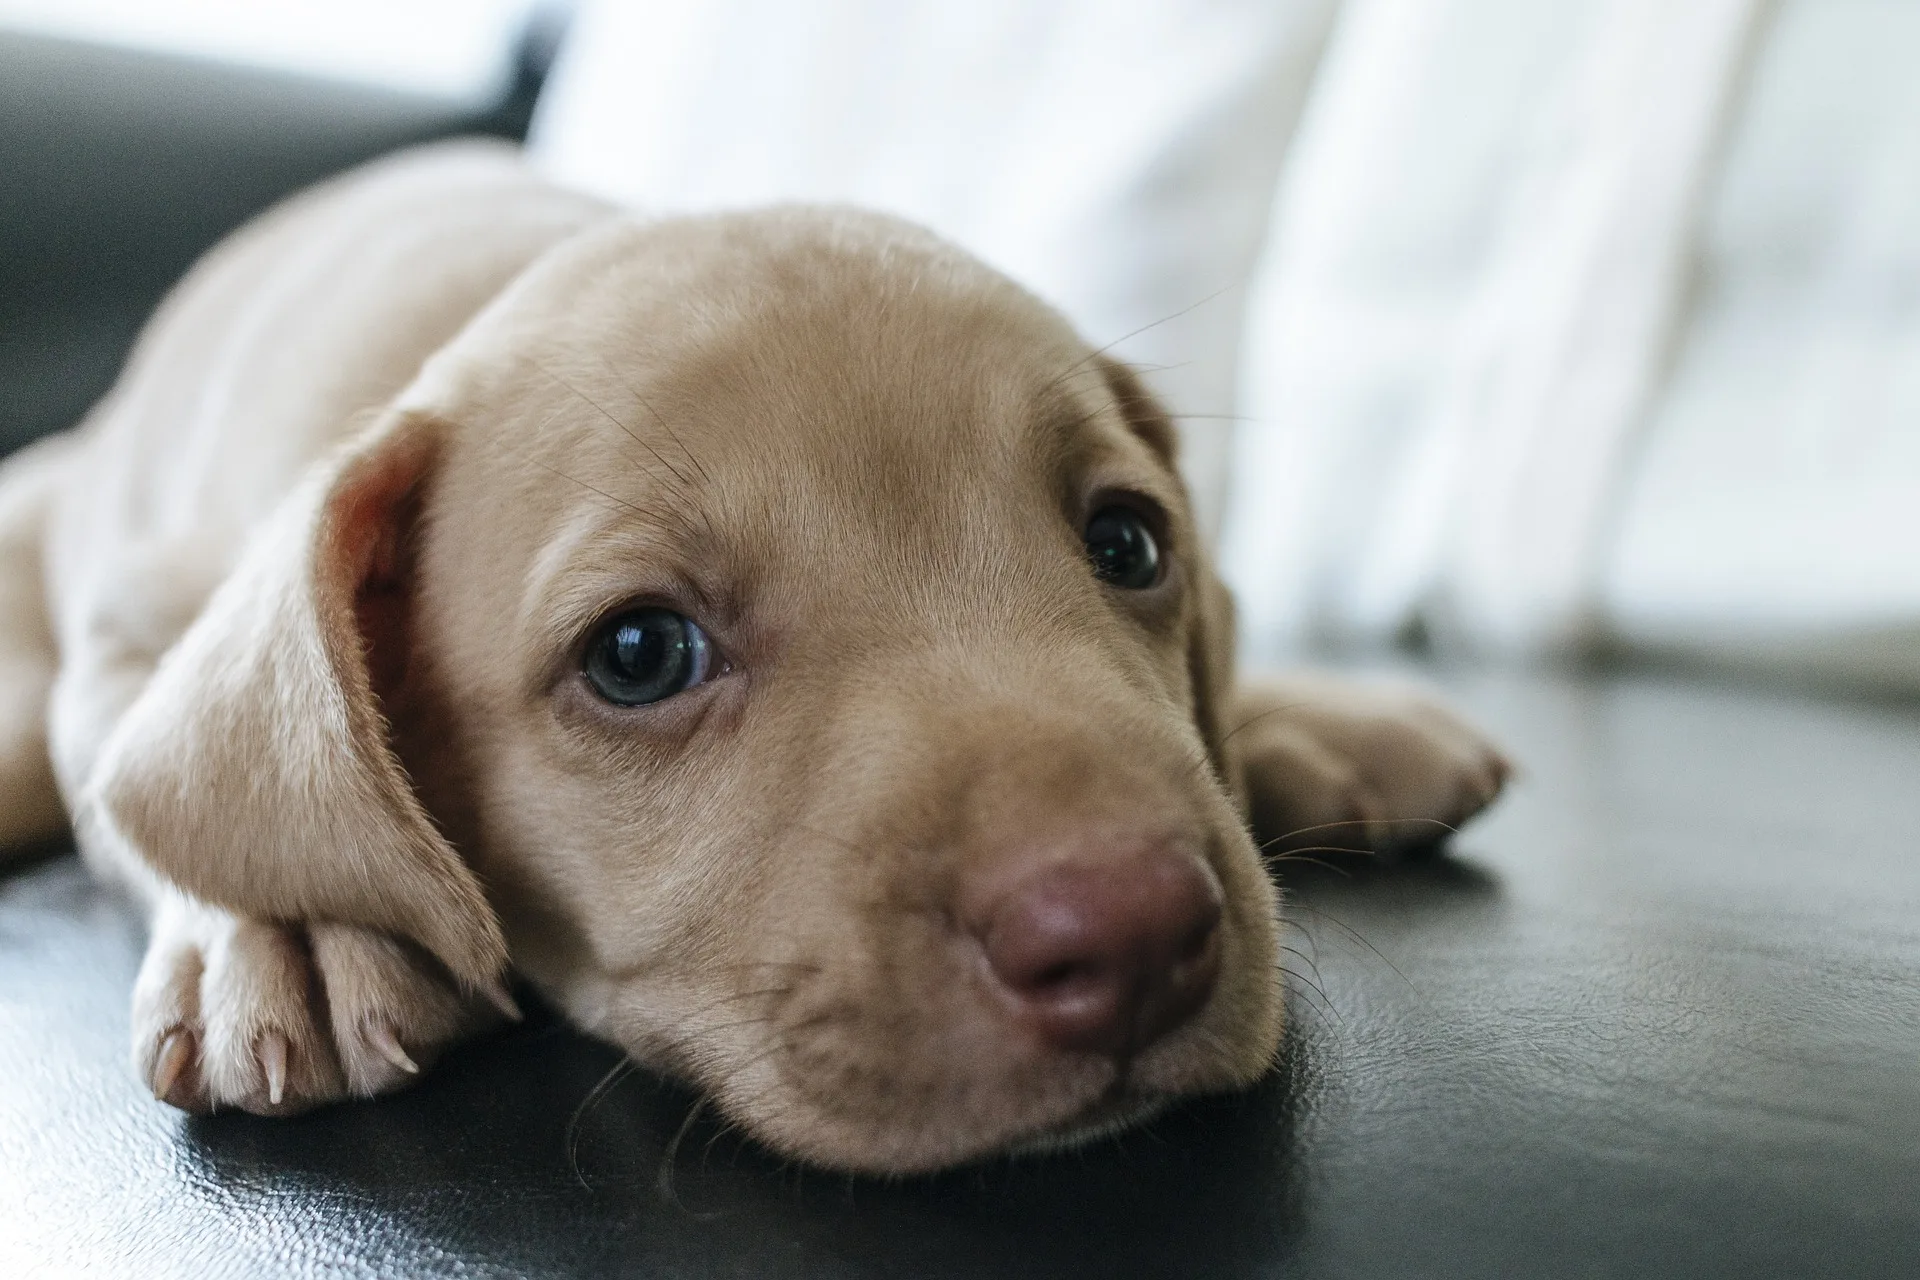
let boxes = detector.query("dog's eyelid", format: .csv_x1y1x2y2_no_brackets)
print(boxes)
1084,486,1174,548
576,592,728,661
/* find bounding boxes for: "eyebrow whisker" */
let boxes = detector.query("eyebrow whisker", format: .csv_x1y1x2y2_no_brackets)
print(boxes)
485,395,715,549
532,358,700,494
603,363,716,490
1038,286,1236,407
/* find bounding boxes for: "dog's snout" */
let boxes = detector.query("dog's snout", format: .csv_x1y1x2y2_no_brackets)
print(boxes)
969,848,1223,1058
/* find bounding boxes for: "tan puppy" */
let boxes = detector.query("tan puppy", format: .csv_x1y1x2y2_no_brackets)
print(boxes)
0,141,1507,1175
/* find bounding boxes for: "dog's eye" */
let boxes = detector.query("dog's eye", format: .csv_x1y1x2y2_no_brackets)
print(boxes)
1085,506,1161,589
583,608,715,706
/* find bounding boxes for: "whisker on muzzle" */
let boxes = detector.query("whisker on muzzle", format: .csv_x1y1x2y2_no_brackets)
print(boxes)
569,982,811,1191
1279,899,1416,997
656,1094,713,1210
567,1055,640,1190
654,1013,836,1204
1275,960,1345,1033
1258,816,1461,850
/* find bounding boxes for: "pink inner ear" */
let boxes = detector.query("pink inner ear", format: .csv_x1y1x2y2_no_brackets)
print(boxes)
330,439,432,708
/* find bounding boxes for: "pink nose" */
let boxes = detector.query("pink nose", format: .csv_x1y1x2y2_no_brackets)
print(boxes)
971,849,1223,1058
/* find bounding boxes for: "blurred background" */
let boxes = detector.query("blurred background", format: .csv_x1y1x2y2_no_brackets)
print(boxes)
3,0,1916,692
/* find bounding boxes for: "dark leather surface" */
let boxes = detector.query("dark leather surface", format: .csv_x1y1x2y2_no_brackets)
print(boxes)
3,669,1916,1277
0,29,533,457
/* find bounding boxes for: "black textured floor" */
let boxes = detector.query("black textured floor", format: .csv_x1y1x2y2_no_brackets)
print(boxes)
3,669,1917,1278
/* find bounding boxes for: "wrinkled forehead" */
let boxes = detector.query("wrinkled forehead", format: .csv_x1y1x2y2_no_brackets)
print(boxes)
426,210,1179,603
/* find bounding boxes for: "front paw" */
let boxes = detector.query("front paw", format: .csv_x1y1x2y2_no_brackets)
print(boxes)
1230,677,1511,856
131,898,513,1115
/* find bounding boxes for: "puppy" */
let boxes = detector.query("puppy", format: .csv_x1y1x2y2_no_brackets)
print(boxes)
0,141,1507,1174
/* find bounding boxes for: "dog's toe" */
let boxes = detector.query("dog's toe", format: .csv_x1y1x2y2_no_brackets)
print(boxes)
131,902,212,1112
130,906,507,1116
1235,678,1513,855
149,1026,196,1103
195,915,344,1115
308,921,501,1098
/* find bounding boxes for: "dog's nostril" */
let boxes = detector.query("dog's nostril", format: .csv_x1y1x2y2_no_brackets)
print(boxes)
973,850,1223,1058
1032,961,1089,990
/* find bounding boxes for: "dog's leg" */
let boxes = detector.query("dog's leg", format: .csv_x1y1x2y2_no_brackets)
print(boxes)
135,892,507,1113
51,633,510,1113
58,631,511,1112
1227,675,1511,855
0,435,75,857
44,533,510,1113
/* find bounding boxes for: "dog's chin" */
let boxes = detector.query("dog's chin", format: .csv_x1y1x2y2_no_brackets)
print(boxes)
685,986,1284,1176
999,1089,1175,1160
720,1061,1204,1178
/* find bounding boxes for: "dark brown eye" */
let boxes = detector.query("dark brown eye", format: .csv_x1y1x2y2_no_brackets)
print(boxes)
1085,506,1161,589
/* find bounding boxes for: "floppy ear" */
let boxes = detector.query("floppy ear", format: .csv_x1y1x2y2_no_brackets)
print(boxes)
1097,356,1247,805
93,409,508,991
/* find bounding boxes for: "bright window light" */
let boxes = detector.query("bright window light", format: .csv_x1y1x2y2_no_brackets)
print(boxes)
0,0,538,101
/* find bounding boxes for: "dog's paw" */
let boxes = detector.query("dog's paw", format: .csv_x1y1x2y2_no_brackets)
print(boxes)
1229,677,1511,856
130,898,513,1115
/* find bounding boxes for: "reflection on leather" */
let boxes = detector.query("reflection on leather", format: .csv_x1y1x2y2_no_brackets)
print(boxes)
1,671,1916,1278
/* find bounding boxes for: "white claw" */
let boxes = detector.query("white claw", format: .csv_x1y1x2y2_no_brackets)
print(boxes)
152,1028,193,1102
259,1031,288,1106
478,980,523,1023
366,1023,419,1075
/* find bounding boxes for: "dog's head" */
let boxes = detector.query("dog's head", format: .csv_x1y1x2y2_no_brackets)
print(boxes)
102,209,1282,1173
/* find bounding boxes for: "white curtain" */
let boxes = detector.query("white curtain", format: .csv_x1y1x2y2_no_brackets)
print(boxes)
1221,0,1764,662
1601,0,1920,689
1223,0,1920,689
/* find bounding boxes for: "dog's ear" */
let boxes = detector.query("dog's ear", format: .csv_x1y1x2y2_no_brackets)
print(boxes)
1097,356,1247,804
93,410,508,991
